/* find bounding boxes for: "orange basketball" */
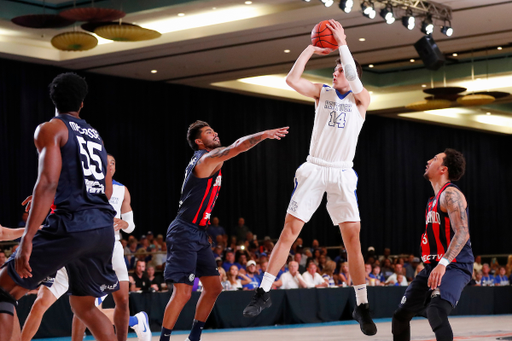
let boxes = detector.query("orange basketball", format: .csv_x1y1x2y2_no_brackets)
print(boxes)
311,20,338,49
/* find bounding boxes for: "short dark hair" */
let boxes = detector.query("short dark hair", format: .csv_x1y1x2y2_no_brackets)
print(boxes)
187,120,210,151
442,148,466,181
335,58,363,78
49,72,88,113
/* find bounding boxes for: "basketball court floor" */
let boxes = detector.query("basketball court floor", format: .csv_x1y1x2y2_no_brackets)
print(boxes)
51,315,511,341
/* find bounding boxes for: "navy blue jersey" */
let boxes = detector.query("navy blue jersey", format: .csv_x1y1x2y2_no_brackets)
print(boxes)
47,114,115,233
421,183,474,264
176,150,222,228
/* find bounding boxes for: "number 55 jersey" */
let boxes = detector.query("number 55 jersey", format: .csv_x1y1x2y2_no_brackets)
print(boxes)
49,114,115,233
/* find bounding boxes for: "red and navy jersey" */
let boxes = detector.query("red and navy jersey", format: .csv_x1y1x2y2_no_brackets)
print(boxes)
176,150,222,228
48,115,115,232
420,182,474,264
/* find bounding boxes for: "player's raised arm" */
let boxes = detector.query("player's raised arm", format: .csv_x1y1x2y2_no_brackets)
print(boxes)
200,127,289,168
327,19,371,113
285,45,330,100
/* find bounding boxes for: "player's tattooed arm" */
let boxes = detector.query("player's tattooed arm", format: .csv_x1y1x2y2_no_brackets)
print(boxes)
441,187,470,262
203,127,289,163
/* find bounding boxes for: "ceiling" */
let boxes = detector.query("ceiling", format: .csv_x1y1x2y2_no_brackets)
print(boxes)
1,0,512,133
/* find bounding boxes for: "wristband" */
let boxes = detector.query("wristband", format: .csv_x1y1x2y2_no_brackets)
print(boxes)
121,211,135,234
439,257,450,266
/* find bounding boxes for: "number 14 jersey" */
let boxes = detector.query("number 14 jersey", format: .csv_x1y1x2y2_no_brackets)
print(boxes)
309,85,364,164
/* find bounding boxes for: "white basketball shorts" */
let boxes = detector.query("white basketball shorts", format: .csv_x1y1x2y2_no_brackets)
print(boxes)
286,160,360,225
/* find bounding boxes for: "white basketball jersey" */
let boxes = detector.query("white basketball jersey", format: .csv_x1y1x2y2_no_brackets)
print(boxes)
110,180,125,240
309,85,364,164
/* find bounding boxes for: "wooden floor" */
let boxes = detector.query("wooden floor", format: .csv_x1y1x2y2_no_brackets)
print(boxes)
52,315,511,341
126,315,512,341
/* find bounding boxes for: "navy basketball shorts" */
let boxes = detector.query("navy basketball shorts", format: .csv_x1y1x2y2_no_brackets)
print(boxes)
398,262,472,311
6,226,119,297
164,219,219,285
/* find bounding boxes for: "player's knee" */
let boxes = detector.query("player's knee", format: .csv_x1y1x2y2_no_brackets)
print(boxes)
174,285,192,302
392,307,415,335
0,287,17,316
427,297,453,341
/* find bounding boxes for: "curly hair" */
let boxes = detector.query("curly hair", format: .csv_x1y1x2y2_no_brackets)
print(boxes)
442,148,466,181
49,72,88,113
187,120,210,151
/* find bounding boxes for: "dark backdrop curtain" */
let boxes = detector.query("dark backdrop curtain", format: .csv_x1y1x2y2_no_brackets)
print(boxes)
0,57,510,256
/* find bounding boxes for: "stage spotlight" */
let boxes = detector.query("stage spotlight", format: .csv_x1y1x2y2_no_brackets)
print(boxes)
320,0,334,7
361,1,376,19
380,5,395,24
420,16,434,35
441,24,453,36
402,11,415,30
339,0,353,13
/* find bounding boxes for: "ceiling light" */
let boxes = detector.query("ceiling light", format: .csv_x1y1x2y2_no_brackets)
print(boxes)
402,13,415,30
361,1,376,19
284,49,290,53
245,1,252,4
420,16,434,35
302,0,311,2
380,6,395,24
441,25,453,37
359,38,366,41
368,64,374,68
178,13,185,16
421,84,427,87
497,46,503,50
339,0,353,13
151,70,157,73
486,112,491,115
410,59,415,62
320,0,334,7
452,53,458,56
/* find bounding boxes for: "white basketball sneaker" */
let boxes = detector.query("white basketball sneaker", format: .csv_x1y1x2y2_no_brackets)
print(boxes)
131,311,152,341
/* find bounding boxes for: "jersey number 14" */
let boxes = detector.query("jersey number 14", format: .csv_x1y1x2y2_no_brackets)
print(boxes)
328,111,346,128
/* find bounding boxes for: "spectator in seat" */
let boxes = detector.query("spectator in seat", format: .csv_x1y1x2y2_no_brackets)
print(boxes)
303,261,327,288
473,255,483,276
243,260,261,290
505,255,512,277
369,264,384,286
481,263,495,286
277,261,307,289
147,265,163,292
335,261,351,287
224,265,250,291
222,250,241,273
494,266,510,286
385,263,408,286
322,260,337,287
130,260,150,292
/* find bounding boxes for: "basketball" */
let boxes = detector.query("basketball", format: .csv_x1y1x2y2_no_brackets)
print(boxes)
311,20,338,49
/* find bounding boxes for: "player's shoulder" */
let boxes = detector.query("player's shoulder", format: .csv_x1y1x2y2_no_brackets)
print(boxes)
113,179,124,187
440,184,466,205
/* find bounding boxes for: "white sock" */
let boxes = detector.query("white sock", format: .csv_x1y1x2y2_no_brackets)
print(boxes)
354,284,368,305
260,272,276,292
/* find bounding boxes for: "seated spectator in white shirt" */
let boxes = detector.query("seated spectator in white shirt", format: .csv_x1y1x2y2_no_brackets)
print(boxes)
321,260,337,287
494,266,510,286
276,261,308,289
223,264,251,291
385,263,408,286
302,261,327,288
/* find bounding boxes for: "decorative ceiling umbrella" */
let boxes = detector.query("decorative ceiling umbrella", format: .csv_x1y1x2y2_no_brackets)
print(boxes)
94,24,161,42
51,31,98,51
59,7,125,22
11,0,75,28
